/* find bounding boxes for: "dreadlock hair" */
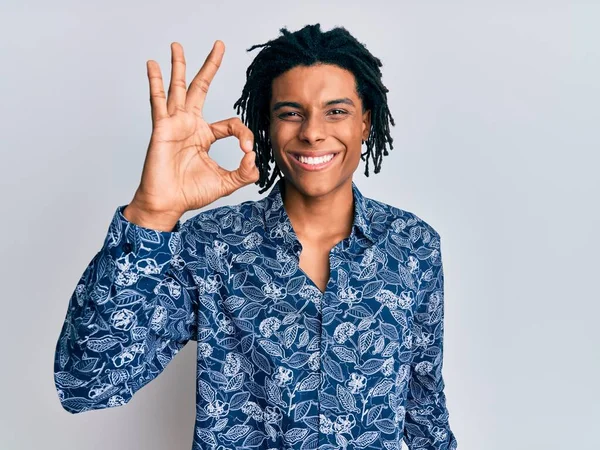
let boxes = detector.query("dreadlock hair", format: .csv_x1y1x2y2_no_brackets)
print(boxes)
233,23,395,194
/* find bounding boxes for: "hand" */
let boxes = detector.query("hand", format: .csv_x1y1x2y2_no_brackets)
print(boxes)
125,41,259,229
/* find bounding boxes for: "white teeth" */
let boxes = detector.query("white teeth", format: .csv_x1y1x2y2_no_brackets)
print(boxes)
297,154,335,165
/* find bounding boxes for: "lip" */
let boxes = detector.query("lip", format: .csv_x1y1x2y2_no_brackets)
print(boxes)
288,151,340,172
290,150,340,158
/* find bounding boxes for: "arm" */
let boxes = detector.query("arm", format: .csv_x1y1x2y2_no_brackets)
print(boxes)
404,233,458,450
53,205,200,414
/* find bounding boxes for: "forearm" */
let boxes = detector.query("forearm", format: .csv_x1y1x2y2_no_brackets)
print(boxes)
53,205,197,413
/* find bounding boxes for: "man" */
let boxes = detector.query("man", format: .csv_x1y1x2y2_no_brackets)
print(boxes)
54,23,458,450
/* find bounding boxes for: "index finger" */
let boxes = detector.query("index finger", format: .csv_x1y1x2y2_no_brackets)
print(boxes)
185,40,225,115
209,117,255,153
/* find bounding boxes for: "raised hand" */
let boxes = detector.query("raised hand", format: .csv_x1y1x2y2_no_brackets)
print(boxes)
124,41,259,231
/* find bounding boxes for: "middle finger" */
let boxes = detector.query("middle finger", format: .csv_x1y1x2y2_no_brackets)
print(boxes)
167,42,187,115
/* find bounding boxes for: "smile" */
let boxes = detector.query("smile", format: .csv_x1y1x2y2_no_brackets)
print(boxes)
288,152,340,171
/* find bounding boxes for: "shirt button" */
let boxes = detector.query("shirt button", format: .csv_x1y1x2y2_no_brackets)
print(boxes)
122,242,133,253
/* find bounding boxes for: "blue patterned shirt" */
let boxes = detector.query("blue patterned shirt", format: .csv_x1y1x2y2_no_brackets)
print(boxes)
54,177,458,450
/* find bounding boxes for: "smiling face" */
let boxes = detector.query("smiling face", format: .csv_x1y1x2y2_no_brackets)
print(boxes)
269,63,371,198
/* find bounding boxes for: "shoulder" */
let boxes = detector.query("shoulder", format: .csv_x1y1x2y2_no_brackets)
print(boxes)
364,195,441,247
180,197,265,239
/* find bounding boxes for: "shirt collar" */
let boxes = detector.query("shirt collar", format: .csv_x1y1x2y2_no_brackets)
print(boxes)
260,177,376,252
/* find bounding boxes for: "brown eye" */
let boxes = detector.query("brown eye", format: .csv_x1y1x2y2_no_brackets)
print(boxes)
279,112,301,118
328,109,348,115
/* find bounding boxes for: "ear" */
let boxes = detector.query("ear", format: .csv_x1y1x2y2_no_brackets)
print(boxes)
362,109,372,141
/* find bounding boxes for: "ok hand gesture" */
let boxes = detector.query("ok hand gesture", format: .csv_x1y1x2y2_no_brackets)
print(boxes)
125,41,259,230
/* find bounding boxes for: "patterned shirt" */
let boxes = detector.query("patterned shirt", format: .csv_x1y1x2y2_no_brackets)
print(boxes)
54,177,458,450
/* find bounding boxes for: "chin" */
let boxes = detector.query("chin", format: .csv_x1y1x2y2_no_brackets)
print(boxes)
282,172,351,198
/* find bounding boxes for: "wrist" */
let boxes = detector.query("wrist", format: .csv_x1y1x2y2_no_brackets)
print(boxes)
123,202,182,232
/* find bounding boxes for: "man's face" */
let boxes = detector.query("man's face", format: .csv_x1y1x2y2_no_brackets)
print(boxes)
269,63,371,198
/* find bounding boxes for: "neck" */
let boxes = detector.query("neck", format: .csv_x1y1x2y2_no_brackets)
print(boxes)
281,177,355,244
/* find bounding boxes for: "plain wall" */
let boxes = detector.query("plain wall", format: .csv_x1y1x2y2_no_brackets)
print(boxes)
0,1,598,449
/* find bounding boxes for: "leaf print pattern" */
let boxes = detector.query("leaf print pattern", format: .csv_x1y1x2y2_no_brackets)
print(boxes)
54,177,458,449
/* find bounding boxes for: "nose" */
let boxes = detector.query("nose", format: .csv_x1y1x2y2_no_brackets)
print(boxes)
298,113,326,145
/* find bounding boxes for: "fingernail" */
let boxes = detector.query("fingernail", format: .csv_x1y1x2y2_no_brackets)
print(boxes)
244,140,252,150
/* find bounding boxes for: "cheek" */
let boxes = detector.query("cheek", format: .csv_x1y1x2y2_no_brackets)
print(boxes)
339,129,363,156
269,123,289,151
337,119,363,143
268,125,286,168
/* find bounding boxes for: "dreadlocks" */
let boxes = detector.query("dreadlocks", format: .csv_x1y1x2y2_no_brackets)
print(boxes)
233,23,395,194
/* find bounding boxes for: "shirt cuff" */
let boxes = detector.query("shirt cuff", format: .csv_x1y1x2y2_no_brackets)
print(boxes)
101,205,184,273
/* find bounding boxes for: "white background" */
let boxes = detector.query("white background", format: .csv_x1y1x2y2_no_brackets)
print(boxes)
1,1,598,449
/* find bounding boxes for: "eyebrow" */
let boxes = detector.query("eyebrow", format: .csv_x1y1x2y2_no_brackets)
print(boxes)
272,97,356,111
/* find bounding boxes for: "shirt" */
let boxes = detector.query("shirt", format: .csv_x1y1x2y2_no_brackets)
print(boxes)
54,177,458,450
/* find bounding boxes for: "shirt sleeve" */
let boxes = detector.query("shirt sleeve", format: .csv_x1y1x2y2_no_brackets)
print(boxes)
53,205,200,414
403,234,458,449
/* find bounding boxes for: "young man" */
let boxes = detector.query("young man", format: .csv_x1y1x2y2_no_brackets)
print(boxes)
54,24,458,450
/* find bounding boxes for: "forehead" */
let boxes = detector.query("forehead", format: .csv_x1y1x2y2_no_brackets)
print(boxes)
270,64,359,106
